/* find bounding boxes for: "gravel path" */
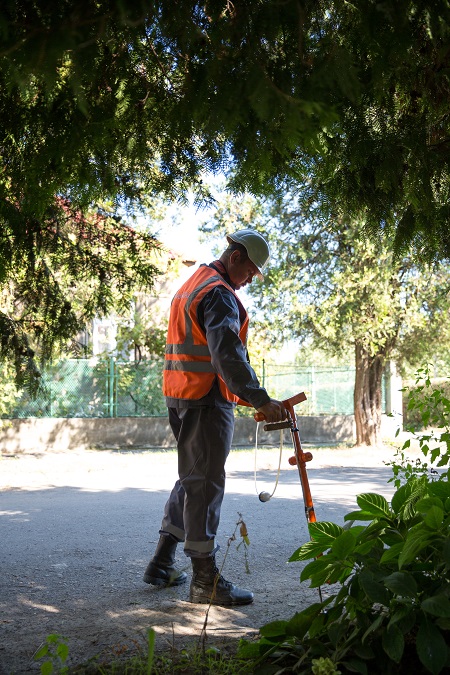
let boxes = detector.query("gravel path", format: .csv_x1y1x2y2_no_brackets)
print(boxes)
0,440,414,673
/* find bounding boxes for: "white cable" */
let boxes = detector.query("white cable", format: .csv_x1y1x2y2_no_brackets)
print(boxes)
254,421,284,502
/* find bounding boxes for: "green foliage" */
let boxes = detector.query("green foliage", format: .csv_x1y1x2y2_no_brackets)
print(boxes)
99,359,166,417
147,628,155,675
240,477,450,674
386,448,432,490
112,315,167,415
203,191,450,444
32,629,251,675
0,361,22,417
403,378,450,431
205,192,450,369
97,648,250,674
386,367,450,490
312,2,450,262
405,369,450,428
1,1,450,266
0,358,103,418
34,634,69,675
242,384,450,674
0,202,163,393
3,1,450,395
402,368,450,473
312,657,342,675
115,314,167,363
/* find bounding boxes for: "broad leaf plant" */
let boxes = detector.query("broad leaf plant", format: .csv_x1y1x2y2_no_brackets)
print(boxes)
240,374,450,675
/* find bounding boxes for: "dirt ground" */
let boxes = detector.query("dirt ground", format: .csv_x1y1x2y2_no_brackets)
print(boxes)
0,439,416,674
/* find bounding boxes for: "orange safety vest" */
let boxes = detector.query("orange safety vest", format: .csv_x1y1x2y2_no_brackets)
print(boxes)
163,264,249,402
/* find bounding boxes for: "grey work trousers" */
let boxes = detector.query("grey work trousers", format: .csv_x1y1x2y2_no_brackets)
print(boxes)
160,405,235,557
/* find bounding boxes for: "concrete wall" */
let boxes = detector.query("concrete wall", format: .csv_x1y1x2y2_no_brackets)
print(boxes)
0,413,402,454
0,414,360,453
235,415,355,447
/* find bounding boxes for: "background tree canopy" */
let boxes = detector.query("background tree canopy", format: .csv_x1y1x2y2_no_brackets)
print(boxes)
1,0,450,385
202,188,450,444
0,201,162,391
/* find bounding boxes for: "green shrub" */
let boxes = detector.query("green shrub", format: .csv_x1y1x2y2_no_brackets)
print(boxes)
240,480,450,674
34,634,69,674
403,369,450,433
240,368,450,675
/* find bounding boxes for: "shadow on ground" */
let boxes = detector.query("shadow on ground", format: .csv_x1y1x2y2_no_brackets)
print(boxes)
0,454,394,673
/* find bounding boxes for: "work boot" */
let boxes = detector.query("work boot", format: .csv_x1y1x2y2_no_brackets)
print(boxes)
143,535,188,587
189,555,253,606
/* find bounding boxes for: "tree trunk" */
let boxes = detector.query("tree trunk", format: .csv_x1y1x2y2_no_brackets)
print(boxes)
354,342,384,446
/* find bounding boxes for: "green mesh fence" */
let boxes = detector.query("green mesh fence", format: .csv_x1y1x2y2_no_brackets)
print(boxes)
0,359,364,418
258,364,357,415
0,358,166,418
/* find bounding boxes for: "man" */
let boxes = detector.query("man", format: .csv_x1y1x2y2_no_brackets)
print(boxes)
143,228,286,606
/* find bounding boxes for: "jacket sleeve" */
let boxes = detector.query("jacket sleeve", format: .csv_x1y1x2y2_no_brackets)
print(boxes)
198,286,271,409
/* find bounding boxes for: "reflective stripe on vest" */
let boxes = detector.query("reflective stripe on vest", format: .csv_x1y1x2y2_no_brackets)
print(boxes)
164,360,215,373
163,265,249,401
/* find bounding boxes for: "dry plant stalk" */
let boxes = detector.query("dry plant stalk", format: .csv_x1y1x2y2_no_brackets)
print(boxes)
198,512,250,652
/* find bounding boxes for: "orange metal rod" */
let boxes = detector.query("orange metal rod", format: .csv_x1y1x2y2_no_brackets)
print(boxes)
253,392,316,524
284,398,317,525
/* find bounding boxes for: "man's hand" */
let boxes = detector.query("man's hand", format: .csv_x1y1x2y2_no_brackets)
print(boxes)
256,399,287,423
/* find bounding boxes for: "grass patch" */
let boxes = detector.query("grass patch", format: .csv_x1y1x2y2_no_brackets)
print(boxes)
72,644,252,675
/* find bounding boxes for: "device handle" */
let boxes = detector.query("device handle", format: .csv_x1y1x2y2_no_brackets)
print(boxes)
253,391,307,422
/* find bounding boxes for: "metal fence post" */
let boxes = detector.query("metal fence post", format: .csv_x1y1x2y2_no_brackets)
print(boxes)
114,360,118,418
333,369,337,412
49,362,54,417
104,359,109,417
108,357,115,418
311,364,316,414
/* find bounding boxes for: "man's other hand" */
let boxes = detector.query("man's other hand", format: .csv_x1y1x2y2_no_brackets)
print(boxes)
256,400,287,423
